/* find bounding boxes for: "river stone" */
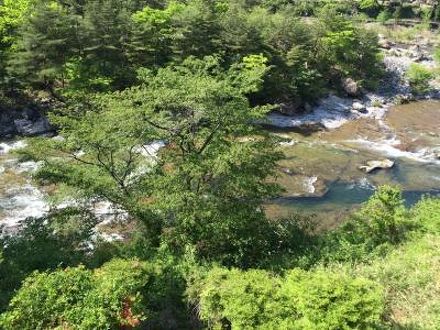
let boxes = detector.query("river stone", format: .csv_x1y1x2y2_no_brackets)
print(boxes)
277,173,328,198
278,97,303,115
378,38,392,49
342,78,360,97
359,159,395,173
304,102,313,113
352,101,366,113
52,135,66,142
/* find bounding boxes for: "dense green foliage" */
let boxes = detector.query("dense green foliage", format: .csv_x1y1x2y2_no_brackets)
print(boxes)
0,208,99,311
1,0,383,104
2,190,439,328
0,259,157,329
194,267,384,329
1,0,440,329
25,56,292,267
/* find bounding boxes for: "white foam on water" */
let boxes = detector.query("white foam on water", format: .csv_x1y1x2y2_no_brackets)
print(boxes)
137,140,166,158
91,200,128,224
267,95,391,130
0,184,49,229
346,137,440,164
303,176,318,194
13,161,43,174
279,139,296,147
357,177,376,190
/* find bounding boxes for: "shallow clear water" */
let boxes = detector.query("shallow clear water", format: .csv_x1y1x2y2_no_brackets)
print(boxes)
268,100,440,227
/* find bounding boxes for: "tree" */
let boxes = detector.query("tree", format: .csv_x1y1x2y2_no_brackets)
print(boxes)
0,0,33,44
0,0,33,84
7,1,81,90
128,1,185,68
26,55,283,266
79,0,149,89
314,5,382,90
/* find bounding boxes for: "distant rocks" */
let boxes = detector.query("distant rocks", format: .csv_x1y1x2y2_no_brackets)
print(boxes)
278,98,303,116
0,108,53,137
378,36,394,50
359,159,395,173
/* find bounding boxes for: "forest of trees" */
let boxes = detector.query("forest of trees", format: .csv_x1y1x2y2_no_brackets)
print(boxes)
0,0,440,329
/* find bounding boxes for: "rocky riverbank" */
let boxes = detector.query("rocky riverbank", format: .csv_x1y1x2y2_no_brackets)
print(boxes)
0,91,56,138
0,108,53,137
267,33,440,130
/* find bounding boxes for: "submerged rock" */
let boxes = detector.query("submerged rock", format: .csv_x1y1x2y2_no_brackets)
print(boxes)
277,172,329,198
359,159,395,173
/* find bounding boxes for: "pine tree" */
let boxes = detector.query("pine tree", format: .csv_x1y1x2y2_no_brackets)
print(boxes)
8,1,81,89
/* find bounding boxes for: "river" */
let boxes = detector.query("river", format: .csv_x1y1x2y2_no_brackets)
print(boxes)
0,100,439,231
268,99,440,228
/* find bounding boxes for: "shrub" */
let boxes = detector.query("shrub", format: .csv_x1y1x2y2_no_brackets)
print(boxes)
321,186,411,263
0,259,157,330
197,267,384,329
434,47,440,65
355,234,440,329
406,63,434,94
411,197,440,234
350,186,409,245
376,10,392,24
281,269,384,329
198,268,282,329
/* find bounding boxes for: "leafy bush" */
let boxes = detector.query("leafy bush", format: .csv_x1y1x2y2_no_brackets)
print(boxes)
197,268,281,329
196,267,384,329
320,186,411,263
434,47,440,65
411,197,440,234
376,10,392,24
406,63,434,94
280,269,384,329
0,208,99,311
0,259,157,330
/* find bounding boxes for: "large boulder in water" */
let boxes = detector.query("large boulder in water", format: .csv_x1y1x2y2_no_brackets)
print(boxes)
359,159,395,173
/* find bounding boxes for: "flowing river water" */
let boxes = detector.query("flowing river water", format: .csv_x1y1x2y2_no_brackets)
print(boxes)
268,99,440,228
0,100,439,231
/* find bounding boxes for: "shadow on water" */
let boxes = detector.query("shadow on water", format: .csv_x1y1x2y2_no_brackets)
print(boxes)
275,180,440,213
